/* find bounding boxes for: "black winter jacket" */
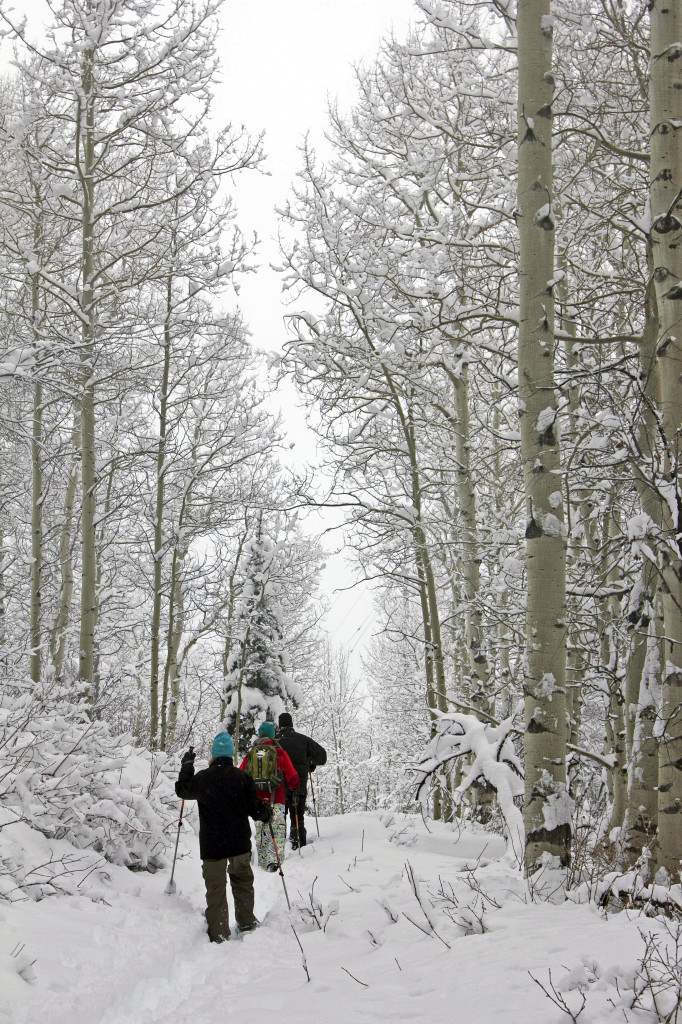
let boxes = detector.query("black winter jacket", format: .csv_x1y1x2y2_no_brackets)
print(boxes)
175,757,269,860
276,727,327,792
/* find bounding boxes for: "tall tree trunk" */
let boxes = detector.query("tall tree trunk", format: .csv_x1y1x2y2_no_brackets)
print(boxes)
91,459,115,707
416,556,442,821
30,380,43,684
623,604,662,871
151,277,173,749
452,366,490,704
166,575,185,747
517,0,570,870
623,260,662,866
598,496,627,833
559,255,583,756
30,313,43,685
161,543,186,751
491,404,513,719
51,418,80,679
649,0,682,878
452,366,492,818
394,392,447,819
77,50,98,698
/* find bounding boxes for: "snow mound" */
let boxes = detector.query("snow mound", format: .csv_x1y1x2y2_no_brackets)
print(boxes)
1,679,179,902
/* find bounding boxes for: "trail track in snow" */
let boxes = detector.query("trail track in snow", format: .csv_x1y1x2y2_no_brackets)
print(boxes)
4,813,650,1024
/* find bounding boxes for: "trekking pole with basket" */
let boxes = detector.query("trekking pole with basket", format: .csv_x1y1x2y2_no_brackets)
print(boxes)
165,746,194,895
309,770,321,838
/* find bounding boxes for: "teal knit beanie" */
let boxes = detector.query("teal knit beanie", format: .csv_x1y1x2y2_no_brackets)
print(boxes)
211,732,235,758
258,722,275,740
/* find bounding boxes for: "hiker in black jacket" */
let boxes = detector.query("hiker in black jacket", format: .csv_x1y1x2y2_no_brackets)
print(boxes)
175,731,272,943
277,712,327,848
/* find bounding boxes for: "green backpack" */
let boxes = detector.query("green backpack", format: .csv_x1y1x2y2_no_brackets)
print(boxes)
245,743,282,795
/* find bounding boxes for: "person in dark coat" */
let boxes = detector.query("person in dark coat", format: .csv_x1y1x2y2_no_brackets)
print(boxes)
175,731,272,943
276,712,327,848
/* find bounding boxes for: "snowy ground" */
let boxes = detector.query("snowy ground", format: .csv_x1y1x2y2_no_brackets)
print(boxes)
2,811,672,1024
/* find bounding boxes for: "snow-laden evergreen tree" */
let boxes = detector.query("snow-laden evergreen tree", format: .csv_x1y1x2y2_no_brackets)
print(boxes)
221,522,302,756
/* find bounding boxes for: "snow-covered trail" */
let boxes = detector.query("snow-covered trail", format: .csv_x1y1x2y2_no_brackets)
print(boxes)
4,813,650,1024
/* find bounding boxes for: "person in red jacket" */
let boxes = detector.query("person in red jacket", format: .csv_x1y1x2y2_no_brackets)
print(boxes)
240,722,299,871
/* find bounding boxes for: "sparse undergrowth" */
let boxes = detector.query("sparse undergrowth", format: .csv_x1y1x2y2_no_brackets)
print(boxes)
533,921,682,1024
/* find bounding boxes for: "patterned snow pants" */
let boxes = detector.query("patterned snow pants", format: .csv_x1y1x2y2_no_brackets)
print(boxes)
255,802,286,870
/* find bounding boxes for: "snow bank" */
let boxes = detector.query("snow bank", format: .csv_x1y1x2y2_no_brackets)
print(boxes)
1,680,179,902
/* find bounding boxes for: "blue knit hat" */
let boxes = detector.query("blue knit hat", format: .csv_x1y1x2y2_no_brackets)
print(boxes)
258,722,275,740
211,732,235,758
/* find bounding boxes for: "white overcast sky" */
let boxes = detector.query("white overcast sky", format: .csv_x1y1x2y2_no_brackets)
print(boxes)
217,0,417,356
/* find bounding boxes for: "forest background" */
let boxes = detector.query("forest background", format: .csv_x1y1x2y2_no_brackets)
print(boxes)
1,0,682,905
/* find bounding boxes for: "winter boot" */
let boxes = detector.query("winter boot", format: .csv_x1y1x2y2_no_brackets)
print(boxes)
238,920,259,934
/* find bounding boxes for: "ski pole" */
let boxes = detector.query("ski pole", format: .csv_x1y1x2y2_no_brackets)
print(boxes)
268,819,291,909
309,771,320,838
165,799,185,895
165,746,194,895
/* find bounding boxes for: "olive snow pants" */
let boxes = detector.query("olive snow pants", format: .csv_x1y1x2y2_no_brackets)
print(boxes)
201,852,256,942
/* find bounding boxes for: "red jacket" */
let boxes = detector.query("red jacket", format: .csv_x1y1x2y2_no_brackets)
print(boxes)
240,739,299,806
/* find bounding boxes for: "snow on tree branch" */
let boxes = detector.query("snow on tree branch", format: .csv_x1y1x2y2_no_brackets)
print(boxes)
1,679,179,901
413,708,525,860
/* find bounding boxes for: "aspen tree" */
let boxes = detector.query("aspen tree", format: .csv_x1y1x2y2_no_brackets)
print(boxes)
649,0,682,877
517,0,570,869
620,260,661,866
1,0,239,705
50,423,80,678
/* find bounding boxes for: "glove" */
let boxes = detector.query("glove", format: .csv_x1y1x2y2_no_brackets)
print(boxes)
181,748,196,765
260,804,273,824
308,762,316,773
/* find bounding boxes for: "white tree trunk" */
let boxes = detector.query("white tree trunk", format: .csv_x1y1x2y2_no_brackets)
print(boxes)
151,282,172,748
30,378,42,685
161,546,186,751
77,50,98,697
30,215,44,685
649,0,682,877
517,0,570,869
51,419,80,679
623,263,661,866
166,576,185,747
453,366,490,704
623,611,661,870
559,258,583,754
